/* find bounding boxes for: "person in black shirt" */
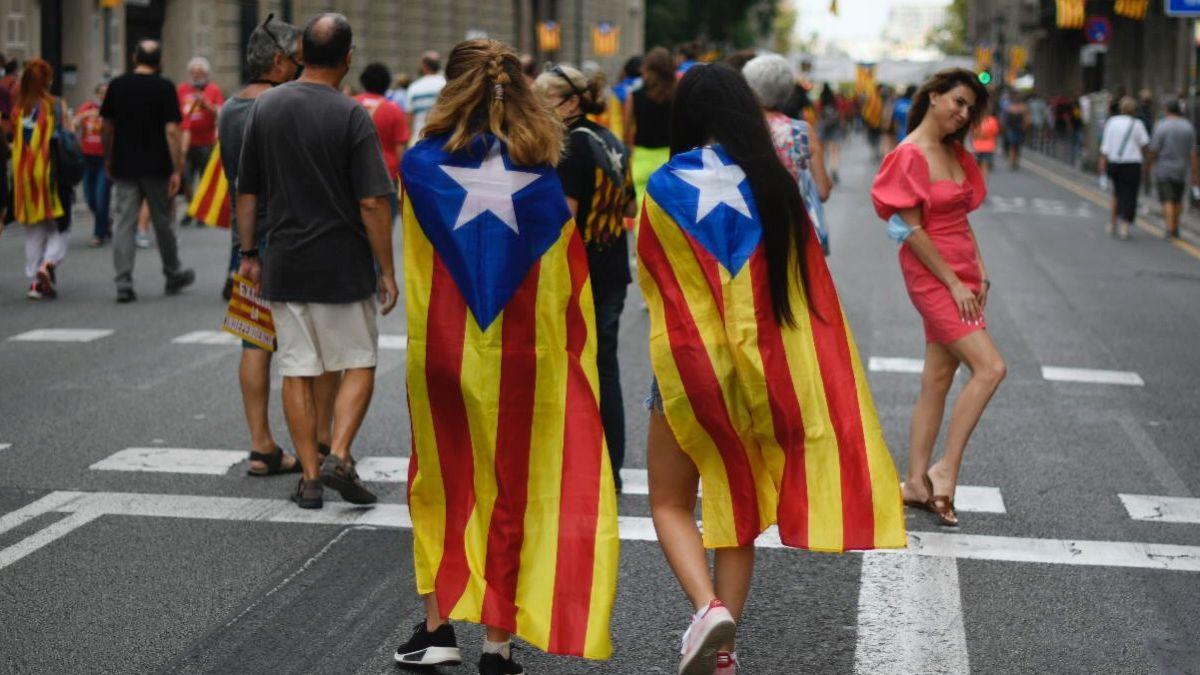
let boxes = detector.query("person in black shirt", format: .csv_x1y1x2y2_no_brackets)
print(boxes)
534,64,637,493
101,39,194,303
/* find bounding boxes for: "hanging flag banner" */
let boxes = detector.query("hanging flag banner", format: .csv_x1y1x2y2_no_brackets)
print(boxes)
1115,0,1149,19
222,274,276,351
974,45,993,71
593,21,619,57
854,64,874,96
187,143,231,228
1008,45,1028,78
1056,0,1085,28
538,20,561,52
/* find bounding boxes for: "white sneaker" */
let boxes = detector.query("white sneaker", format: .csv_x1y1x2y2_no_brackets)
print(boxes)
679,599,737,675
135,233,152,249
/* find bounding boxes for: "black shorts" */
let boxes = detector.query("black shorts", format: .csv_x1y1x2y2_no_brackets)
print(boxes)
1157,179,1185,204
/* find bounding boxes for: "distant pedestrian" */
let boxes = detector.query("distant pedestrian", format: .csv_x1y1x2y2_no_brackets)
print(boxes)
818,82,843,183
386,72,411,111
101,39,195,303
236,13,397,509
76,82,111,246
892,84,916,142
1146,99,1195,239
872,68,1005,527
534,63,637,492
1002,92,1028,170
177,57,224,225
1098,96,1150,241
624,46,674,205
972,101,1000,185
406,50,445,145
353,62,409,216
13,59,72,300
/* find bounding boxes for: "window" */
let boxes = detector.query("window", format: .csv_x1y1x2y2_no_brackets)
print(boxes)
6,9,28,59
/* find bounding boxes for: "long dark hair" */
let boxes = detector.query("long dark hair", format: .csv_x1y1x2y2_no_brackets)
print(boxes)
670,63,816,327
907,68,989,144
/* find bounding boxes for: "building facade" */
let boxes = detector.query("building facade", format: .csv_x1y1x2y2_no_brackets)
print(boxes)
14,0,644,109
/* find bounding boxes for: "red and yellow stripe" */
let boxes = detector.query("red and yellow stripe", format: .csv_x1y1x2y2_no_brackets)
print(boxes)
637,195,906,552
187,143,231,228
12,101,64,225
403,195,619,659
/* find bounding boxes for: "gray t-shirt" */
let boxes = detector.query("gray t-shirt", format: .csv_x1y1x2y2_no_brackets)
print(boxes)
238,81,395,304
1148,115,1196,182
216,96,258,240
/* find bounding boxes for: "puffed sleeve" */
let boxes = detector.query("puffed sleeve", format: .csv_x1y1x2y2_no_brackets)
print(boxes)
957,144,987,211
871,144,929,220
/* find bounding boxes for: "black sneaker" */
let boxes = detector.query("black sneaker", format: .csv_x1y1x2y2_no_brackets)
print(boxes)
290,477,323,509
320,454,377,504
393,621,462,667
116,288,137,303
478,652,524,675
165,268,196,295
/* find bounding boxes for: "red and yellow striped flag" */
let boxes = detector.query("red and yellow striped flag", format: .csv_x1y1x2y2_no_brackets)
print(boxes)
12,102,64,225
1055,0,1085,28
1115,0,1148,19
187,143,231,228
592,21,619,57
638,146,906,552
401,134,618,659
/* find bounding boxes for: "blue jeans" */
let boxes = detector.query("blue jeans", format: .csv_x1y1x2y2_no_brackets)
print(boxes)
593,283,627,488
82,155,111,239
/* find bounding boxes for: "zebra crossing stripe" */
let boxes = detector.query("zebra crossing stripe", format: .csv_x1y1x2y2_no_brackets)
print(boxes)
90,448,247,475
170,331,408,350
1041,367,1145,386
7,329,114,343
3,491,1198,572
1120,494,1200,524
868,357,925,373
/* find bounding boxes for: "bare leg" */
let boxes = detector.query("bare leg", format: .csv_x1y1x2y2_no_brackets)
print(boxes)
714,546,754,621
928,330,1006,497
901,342,959,504
1164,201,1180,236
282,376,320,481
647,410,715,611
314,370,340,447
241,349,292,472
138,200,150,235
329,367,374,463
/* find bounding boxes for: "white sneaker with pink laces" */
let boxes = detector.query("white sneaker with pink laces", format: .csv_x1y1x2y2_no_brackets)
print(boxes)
715,651,739,674
679,598,737,675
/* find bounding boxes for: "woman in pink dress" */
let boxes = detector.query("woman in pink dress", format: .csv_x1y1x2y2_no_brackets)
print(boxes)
870,69,1006,526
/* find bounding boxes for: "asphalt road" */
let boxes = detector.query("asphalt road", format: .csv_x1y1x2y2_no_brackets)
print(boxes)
1,137,1198,674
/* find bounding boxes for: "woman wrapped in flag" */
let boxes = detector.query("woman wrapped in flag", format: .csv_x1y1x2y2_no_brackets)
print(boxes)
638,64,906,675
397,39,619,675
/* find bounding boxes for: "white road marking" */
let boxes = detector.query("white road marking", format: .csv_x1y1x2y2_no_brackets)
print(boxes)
868,357,925,373
90,448,247,475
0,512,101,571
378,334,408,350
1120,494,1200,524
355,456,408,482
1116,416,1191,497
5,491,1198,573
953,486,1006,514
854,553,970,674
0,443,10,453
1041,366,1145,387
172,330,241,345
7,328,113,343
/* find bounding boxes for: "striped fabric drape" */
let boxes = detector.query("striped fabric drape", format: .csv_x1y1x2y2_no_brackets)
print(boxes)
12,100,64,225
187,143,231,228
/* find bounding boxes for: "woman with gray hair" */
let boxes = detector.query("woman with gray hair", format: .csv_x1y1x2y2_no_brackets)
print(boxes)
742,53,833,251
1097,95,1149,240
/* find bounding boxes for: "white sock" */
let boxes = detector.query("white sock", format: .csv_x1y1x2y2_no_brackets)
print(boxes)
482,639,511,659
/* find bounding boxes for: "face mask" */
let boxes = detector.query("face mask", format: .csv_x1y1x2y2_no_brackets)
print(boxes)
192,78,208,89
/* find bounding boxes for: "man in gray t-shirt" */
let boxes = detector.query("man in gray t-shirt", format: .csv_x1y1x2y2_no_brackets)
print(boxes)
1146,99,1196,238
237,13,397,509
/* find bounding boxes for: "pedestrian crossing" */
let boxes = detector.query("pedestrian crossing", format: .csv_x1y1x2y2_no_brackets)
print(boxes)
7,328,114,342
869,355,1146,386
6,328,409,350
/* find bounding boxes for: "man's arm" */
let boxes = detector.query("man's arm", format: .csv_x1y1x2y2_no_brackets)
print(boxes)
235,193,261,286
165,122,184,196
360,195,398,315
102,119,115,176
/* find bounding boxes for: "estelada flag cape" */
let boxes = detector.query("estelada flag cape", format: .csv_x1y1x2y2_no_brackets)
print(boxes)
638,145,905,553
401,133,619,659
187,143,230,228
12,102,64,225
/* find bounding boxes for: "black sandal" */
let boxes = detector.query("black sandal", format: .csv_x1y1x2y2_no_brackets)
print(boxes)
247,446,303,476
317,442,355,467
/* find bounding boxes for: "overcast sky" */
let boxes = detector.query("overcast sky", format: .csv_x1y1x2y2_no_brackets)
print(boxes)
793,0,951,42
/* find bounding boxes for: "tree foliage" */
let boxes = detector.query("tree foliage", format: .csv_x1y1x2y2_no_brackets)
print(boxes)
930,0,968,55
645,0,778,50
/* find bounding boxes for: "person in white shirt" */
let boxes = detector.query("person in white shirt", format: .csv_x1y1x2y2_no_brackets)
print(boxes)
1097,96,1150,240
405,51,445,147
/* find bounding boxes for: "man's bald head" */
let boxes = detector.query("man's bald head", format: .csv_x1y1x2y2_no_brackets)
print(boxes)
303,12,352,69
134,39,162,68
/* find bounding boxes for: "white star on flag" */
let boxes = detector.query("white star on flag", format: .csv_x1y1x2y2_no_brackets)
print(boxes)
440,140,541,233
671,146,752,222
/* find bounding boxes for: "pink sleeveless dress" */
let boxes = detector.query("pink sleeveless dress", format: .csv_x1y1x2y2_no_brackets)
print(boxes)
871,142,987,344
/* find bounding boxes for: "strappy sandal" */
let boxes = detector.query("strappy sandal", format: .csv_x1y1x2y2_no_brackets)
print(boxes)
317,442,355,467
902,474,936,512
246,446,303,476
926,472,958,527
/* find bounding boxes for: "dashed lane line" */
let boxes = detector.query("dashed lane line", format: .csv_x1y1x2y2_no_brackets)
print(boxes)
7,328,114,343
90,447,248,475
1,491,1198,572
171,331,408,350
1120,494,1200,525
1041,366,1145,387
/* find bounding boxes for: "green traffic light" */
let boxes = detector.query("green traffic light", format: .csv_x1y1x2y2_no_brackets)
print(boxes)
979,71,992,85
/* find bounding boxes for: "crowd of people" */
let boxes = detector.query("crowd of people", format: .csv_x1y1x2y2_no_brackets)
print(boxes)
7,9,1199,674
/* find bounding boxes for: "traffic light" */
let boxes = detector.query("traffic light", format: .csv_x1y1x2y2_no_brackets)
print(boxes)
978,71,993,85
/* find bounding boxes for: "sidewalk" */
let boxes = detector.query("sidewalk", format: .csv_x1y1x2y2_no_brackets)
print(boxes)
1025,149,1200,250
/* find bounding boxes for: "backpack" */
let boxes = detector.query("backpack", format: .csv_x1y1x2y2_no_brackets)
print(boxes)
51,99,85,188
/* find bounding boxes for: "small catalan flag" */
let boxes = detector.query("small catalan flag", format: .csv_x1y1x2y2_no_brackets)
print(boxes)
187,144,231,229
